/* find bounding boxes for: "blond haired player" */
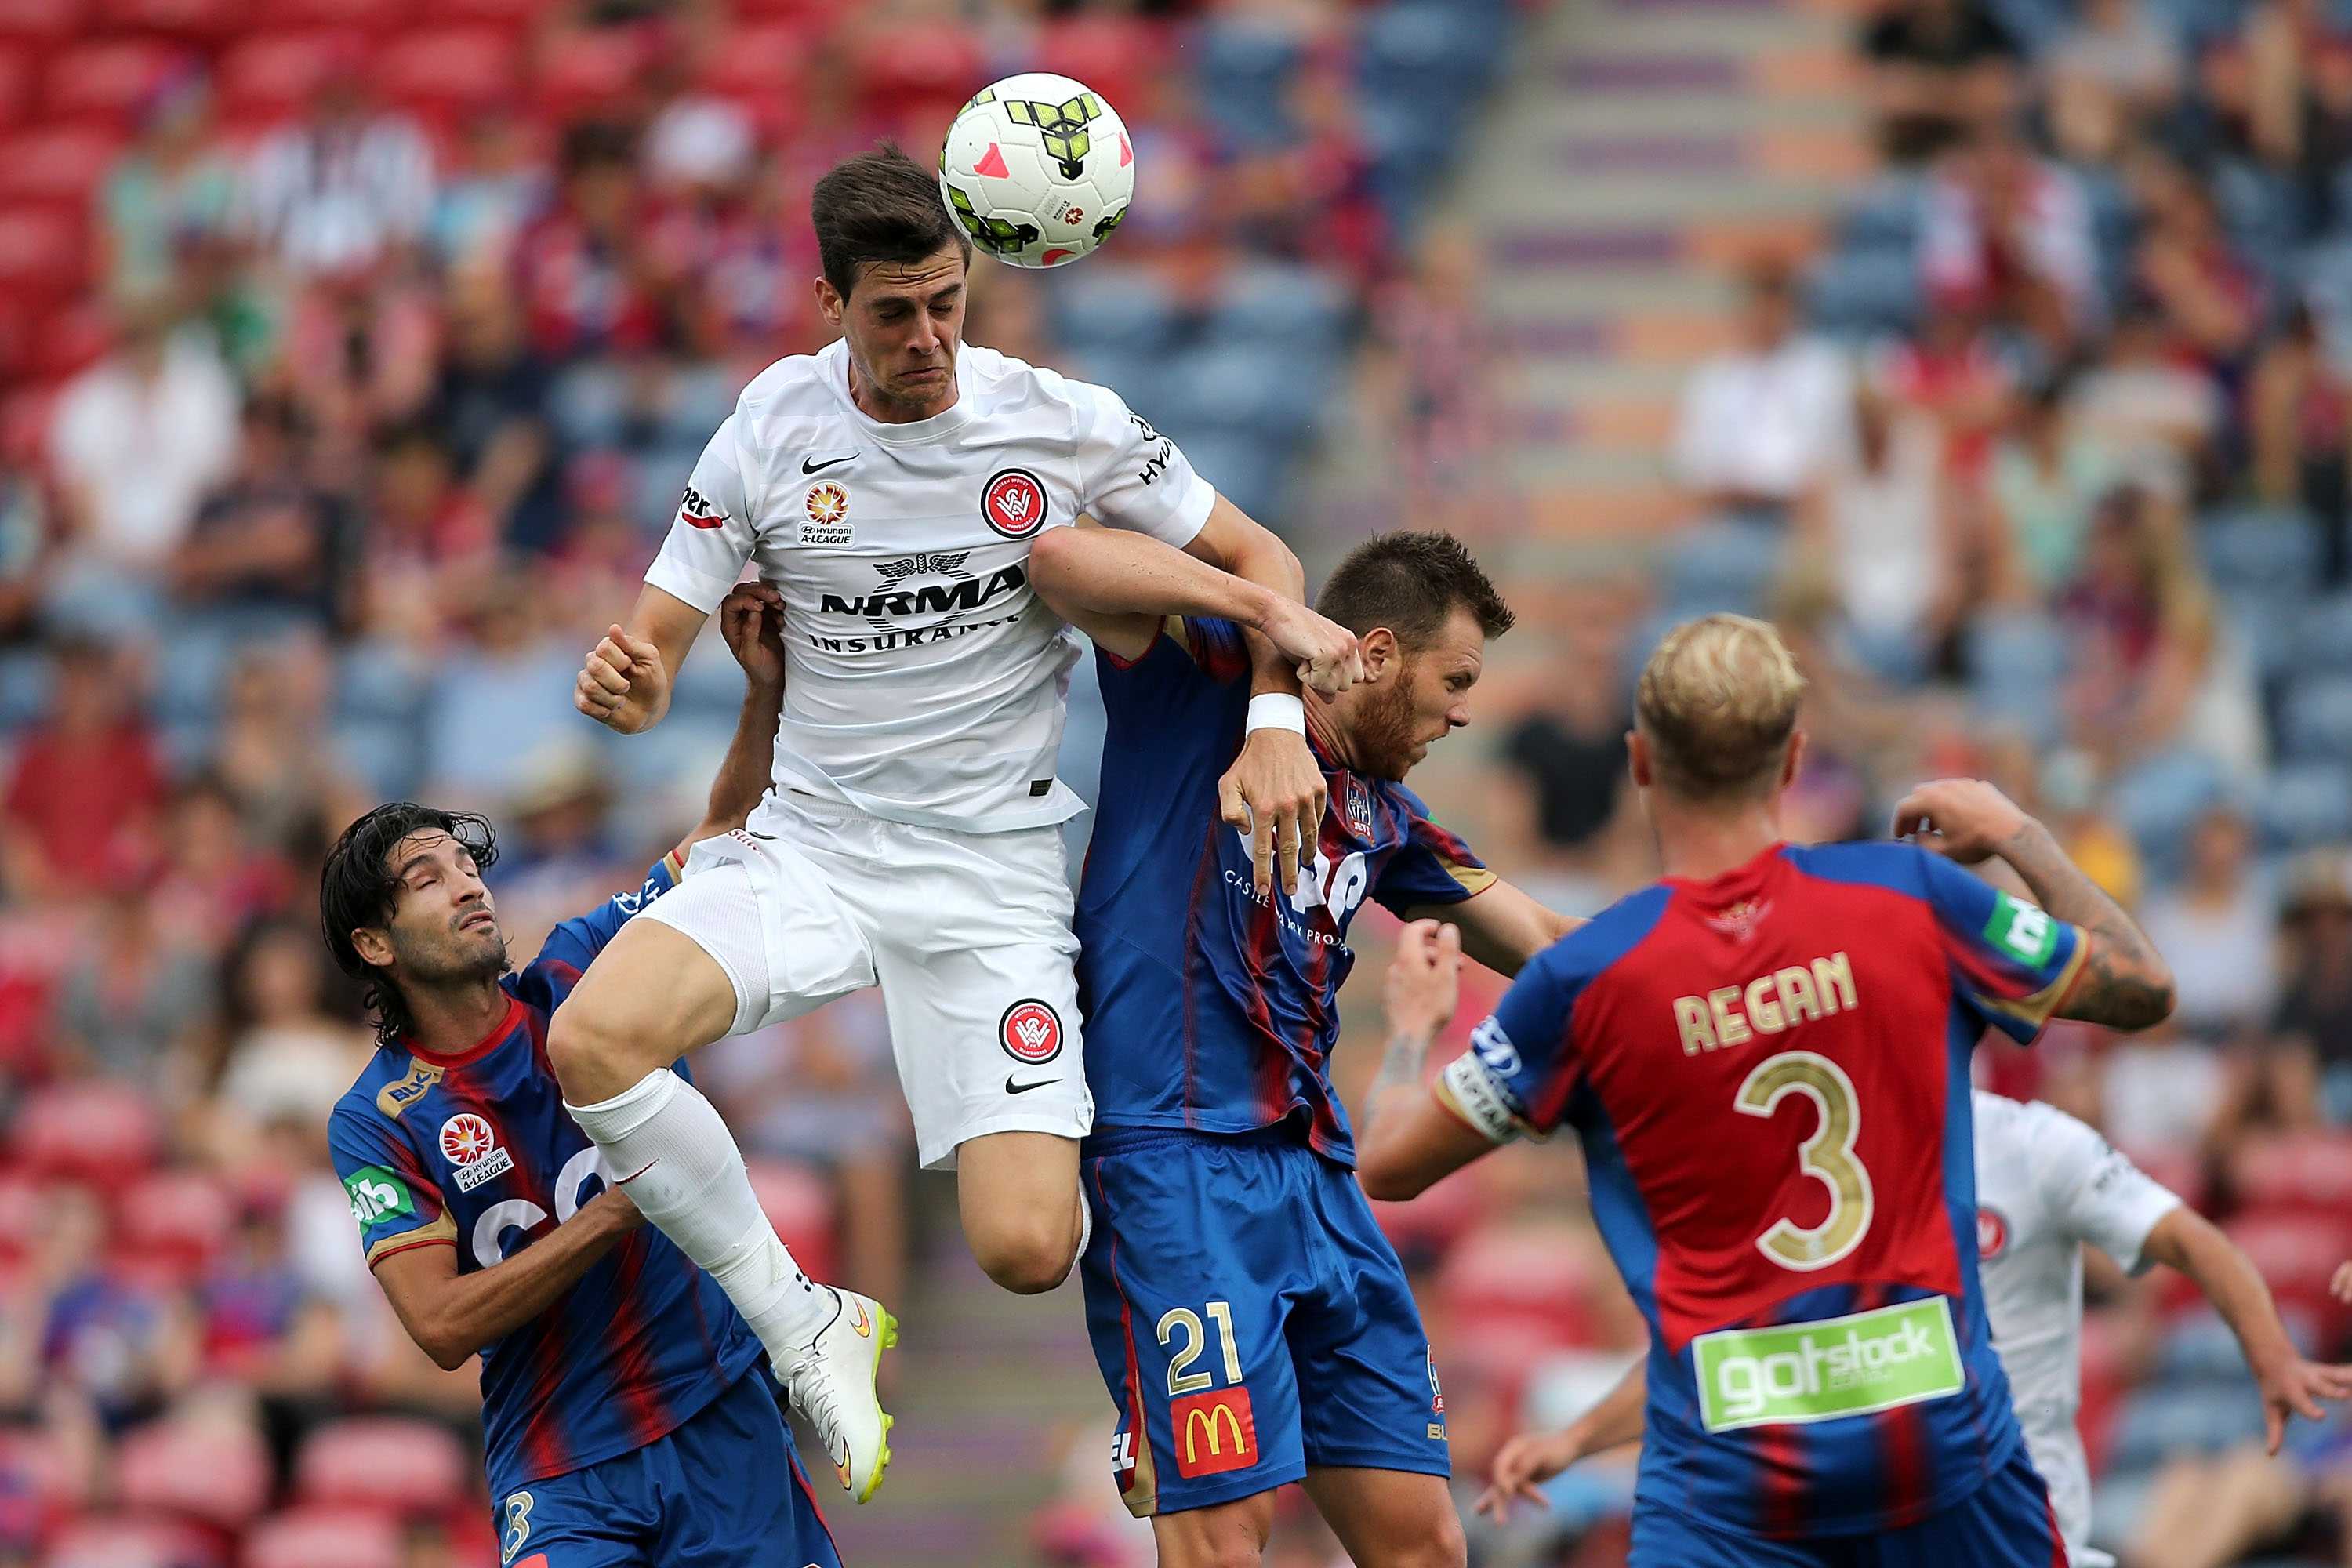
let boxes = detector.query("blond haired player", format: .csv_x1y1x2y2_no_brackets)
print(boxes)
1356,615,2179,1566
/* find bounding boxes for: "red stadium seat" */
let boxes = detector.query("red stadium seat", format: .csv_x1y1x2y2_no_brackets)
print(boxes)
0,384,59,466
0,0,82,45
2116,1138,2207,1215
841,20,981,125
0,1423,87,1533
1035,13,1167,114
0,1174,45,1265
0,204,86,308
241,1507,402,1568
528,26,642,118
93,0,240,40
1435,1222,1603,1349
31,298,111,380
375,25,519,115
117,1413,273,1530
0,122,124,205
746,1156,837,1284
2229,1130,2352,1217
111,1168,237,1283
294,1417,468,1513
44,1513,228,1568
0,45,29,126
260,0,404,30
730,0,835,25
13,1080,162,1189
42,40,192,122
218,30,361,128
2221,1210,2352,1339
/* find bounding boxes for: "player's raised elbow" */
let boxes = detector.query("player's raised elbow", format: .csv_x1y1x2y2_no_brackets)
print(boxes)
1023,524,1092,617
2067,935,2177,1033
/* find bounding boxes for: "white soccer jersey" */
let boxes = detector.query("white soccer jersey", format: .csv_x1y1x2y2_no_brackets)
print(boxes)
647,337,1216,833
1972,1090,2183,1568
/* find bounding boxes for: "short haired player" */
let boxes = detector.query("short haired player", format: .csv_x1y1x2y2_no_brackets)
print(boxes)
1450,1077,2352,1565
1030,526,1579,1568
1355,614,2181,1566
547,143,1361,1501
323,586,847,1568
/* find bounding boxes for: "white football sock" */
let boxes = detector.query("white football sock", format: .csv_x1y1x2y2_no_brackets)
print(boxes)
566,1069,831,1356
1075,1190,1093,1261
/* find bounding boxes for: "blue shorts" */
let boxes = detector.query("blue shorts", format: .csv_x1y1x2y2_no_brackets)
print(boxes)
1077,1127,1450,1518
1628,1446,2060,1568
492,1370,841,1568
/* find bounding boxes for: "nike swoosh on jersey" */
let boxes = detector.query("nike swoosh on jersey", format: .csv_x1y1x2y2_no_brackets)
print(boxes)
1005,1075,1062,1095
802,452,859,474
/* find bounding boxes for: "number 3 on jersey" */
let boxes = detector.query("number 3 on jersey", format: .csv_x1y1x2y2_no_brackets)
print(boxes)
1735,1050,1873,1271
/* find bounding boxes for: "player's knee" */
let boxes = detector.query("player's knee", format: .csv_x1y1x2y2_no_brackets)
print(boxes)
967,1212,1078,1294
1358,1508,1466,1568
546,996,648,1100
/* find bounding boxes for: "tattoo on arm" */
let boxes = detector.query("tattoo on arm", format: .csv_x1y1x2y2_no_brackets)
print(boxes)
1360,1029,1433,1137
1995,822,2175,1029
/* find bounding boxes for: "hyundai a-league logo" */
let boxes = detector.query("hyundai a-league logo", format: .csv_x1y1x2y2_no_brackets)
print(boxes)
440,1112,515,1191
804,482,848,526
999,999,1064,1064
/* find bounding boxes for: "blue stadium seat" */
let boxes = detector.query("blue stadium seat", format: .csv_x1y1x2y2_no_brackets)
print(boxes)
0,647,51,729
2259,761,2352,850
1661,519,1786,618
1193,15,1308,150
1051,266,1181,360
2201,506,2323,597
1160,344,1321,440
1358,0,1502,106
1174,430,1291,521
2283,673,2352,761
2293,592,2352,670
2111,750,2232,873
332,717,424,800
1836,176,1929,254
2105,1378,2269,1473
1966,611,2070,742
2220,587,2304,688
1804,249,1921,339
337,642,431,725
668,627,750,718
1209,263,1352,361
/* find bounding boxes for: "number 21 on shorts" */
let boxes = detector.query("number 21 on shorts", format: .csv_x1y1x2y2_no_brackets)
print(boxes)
1158,1300,1259,1478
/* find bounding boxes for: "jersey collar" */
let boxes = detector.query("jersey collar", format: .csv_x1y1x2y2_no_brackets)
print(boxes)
401,991,526,1070
1661,840,1791,900
822,336,974,445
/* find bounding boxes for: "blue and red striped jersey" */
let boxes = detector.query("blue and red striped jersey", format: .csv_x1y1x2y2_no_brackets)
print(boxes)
326,858,761,1501
1439,840,2087,1539
1077,616,1493,1163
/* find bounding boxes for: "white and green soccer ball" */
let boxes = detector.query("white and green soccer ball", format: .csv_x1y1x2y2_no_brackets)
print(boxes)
938,71,1133,269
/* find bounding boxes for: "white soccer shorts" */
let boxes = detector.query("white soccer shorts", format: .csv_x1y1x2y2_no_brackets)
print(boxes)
641,793,1094,1168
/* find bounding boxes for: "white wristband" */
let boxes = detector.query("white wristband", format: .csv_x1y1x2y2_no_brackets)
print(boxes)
1245,693,1306,736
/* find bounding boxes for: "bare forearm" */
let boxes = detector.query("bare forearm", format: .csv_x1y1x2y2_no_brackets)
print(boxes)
1359,1025,1436,1142
1994,820,2175,1028
1036,524,1283,631
698,684,782,836
2165,1217,2299,1377
396,1200,637,1367
1576,1359,1649,1457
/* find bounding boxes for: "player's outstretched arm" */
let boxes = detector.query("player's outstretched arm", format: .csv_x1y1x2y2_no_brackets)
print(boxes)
2142,1207,2352,1454
679,583,787,854
1408,880,1582,978
1892,778,2176,1030
1475,1359,1647,1521
371,1191,646,1370
1357,921,1501,1200
575,584,709,735
1029,519,1360,679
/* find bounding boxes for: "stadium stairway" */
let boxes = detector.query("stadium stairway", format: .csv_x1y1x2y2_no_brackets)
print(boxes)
1314,0,1867,547
801,1185,1107,1568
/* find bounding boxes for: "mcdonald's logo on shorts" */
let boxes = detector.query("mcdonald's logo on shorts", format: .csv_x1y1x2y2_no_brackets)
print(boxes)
1171,1387,1258,1479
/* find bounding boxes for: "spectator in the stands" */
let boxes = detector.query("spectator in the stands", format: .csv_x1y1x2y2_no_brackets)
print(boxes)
1920,118,2100,350
101,71,238,303
171,396,351,630
1669,257,1854,519
431,261,561,552
1860,0,2024,159
2069,299,2223,497
46,290,239,585
1990,376,2118,596
2249,301,2352,575
429,103,548,268
1795,376,1965,677
517,121,666,362
207,918,369,1146
2139,801,2281,1038
51,848,216,1081
2204,0,2352,179
2058,484,2263,777
238,45,434,278
2133,154,2267,375
2043,0,2183,161
0,637,166,900
2267,848,2352,1120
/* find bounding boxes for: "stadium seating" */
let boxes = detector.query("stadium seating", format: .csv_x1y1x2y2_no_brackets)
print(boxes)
116,1411,273,1531
15,1080,162,1188
294,1417,469,1515
240,1506,404,1568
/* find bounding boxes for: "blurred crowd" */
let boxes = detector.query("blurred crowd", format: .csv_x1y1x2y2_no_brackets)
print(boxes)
0,0,1511,1563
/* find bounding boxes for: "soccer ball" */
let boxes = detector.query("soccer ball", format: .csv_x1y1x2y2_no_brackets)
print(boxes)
938,72,1134,269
